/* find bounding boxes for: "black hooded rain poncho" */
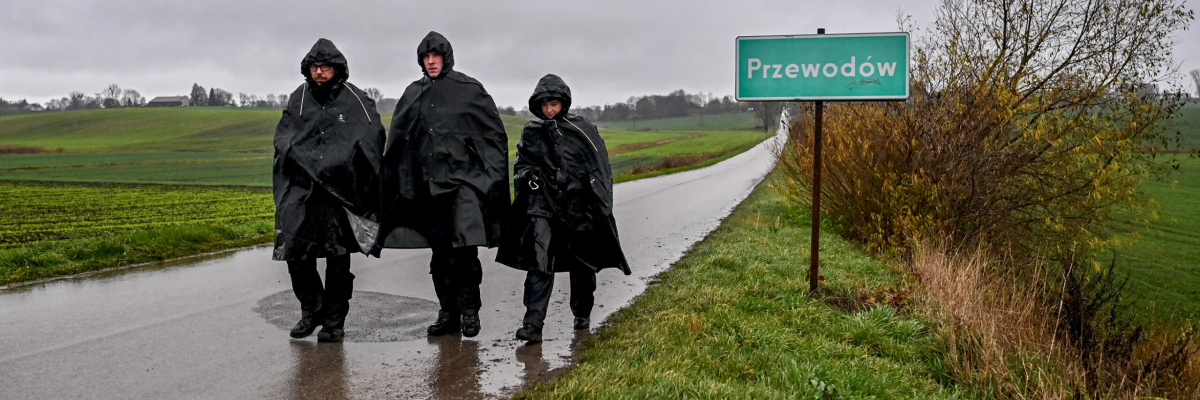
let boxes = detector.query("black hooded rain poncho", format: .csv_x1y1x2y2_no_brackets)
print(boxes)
495,74,630,275
273,38,386,261
379,31,509,250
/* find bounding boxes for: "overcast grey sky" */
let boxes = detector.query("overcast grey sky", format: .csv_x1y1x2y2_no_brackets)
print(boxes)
2,0,1199,109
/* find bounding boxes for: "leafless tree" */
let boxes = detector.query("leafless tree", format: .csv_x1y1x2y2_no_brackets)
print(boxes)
364,87,383,102
101,84,121,101
1190,69,1200,98
120,89,144,107
99,84,122,108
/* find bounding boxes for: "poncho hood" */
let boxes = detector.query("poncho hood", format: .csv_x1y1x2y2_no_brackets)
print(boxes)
528,74,572,120
301,38,349,85
417,31,455,78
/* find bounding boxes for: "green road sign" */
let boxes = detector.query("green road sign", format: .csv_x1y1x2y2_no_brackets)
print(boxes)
736,32,910,101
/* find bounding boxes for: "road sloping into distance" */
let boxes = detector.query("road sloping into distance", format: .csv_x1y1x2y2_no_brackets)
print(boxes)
0,118,788,399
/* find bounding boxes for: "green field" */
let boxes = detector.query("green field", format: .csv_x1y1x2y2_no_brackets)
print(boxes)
0,181,272,248
1106,104,1200,324
609,130,770,177
597,112,758,131
1116,156,1200,323
0,108,768,186
0,152,272,186
0,181,273,284
1164,102,1200,152
0,107,279,152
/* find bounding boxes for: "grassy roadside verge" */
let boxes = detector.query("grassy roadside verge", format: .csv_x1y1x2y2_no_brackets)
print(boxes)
0,220,272,286
516,174,973,399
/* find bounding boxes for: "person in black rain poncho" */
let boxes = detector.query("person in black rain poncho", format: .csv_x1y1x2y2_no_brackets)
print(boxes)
273,38,385,343
496,74,630,342
379,32,509,338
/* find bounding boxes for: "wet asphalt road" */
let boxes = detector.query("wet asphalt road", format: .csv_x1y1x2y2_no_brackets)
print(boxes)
0,126,785,399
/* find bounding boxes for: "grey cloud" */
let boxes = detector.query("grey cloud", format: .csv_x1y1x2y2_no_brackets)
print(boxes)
3,0,1197,108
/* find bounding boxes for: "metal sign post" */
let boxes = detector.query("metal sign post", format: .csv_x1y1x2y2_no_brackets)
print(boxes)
736,29,910,294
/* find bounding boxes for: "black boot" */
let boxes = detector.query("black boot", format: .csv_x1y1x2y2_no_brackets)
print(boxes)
515,323,542,342
462,313,481,338
290,296,324,339
317,326,344,343
428,310,461,336
573,316,590,331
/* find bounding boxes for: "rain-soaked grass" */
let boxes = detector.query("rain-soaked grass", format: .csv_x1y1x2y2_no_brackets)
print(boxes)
0,220,272,286
0,181,273,286
516,174,977,399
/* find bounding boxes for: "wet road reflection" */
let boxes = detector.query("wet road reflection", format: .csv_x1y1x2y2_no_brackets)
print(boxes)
429,336,483,400
516,342,550,384
286,341,349,400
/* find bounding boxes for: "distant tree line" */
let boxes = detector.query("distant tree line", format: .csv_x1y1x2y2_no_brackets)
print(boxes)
17,86,782,129
23,82,396,112
500,89,782,131
0,97,41,112
563,90,746,122
37,84,145,111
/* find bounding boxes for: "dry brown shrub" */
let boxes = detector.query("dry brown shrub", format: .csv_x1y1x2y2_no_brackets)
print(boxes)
912,244,1082,399
913,243,1200,399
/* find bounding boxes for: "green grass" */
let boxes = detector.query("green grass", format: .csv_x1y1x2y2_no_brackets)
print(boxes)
517,175,973,399
1115,157,1200,323
0,181,273,247
0,220,273,286
0,107,280,152
0,110,769,186
1164,102,1200,151
610,130,771,177
0,181,274,285
0,152,271,186
597,112,759,131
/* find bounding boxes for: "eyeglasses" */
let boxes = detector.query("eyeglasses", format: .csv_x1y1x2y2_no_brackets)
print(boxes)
309,63,333,72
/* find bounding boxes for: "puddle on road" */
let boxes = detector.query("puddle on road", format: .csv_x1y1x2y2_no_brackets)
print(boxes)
255,290,439,343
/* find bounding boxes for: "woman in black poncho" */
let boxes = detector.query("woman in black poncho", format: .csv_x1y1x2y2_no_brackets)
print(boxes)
496,74,630,342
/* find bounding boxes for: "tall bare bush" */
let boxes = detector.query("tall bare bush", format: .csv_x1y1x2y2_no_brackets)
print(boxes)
777,0,1192,257
775,0,1200,397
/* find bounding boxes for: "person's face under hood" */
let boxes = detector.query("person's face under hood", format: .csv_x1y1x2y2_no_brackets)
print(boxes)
422,53,444,79
302,38,349,86
417,31,455,78
528,74,573,120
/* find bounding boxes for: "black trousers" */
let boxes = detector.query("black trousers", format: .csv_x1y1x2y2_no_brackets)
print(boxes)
287,254,354,329
430,246,483,316
522,264,597,328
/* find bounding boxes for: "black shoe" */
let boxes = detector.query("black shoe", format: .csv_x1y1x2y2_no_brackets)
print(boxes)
290,304,324,339
427,310,461,336
462,314,481,338
317,327,344,343
515,323,542,342
573,317,590,331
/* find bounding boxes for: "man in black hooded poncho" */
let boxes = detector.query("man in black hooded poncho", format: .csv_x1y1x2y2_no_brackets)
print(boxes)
496,74,630,342
274,38,385,343
380,31,509,338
